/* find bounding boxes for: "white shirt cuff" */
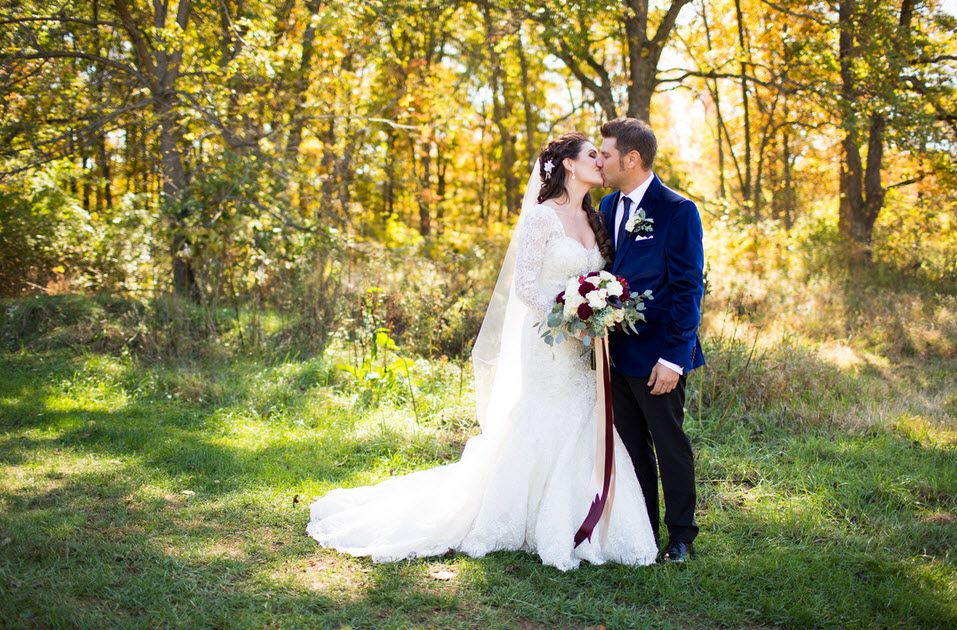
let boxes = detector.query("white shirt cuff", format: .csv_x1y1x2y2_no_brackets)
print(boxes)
657,358,683,375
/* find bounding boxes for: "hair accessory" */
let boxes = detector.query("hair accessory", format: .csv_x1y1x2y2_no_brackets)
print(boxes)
542,159,555,180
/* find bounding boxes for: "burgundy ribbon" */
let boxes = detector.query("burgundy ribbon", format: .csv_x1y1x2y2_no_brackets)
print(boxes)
573,335,615,548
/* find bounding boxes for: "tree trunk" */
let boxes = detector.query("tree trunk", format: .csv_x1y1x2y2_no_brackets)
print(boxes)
156,95,195,298
781,124,794,230
623,0,690,122
68,130,78,197
417,139,433,238
114,0,197,297
435,142,448,238
98,133,113,212
862,113,886,236
516,27,537,169
838,0,865,243
622,7,656,122
81,149,92,213
626,62,657,122
382,127,397,226
321,117,337,213
478,104,489,221
700,0,726,198
285,0,323,162
838,0,914,250
482,0,519,216
753,92,781,223
734,0,753,209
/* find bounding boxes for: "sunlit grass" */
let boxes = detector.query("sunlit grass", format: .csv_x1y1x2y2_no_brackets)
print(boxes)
1,330,955,628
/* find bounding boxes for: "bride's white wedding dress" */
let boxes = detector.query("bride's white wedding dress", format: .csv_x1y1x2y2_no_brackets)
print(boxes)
307,203,658,571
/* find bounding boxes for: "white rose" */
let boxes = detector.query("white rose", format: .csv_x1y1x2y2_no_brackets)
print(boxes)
585,290,607,310
625,213,641,233
606,281,623,297
599,270,615,282
564,291,585,317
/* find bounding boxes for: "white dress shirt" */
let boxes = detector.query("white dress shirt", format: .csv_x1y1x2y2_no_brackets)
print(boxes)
614,172,684,376
613,172,654,248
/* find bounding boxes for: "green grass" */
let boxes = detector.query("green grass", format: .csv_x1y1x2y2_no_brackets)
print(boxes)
1,330,955,627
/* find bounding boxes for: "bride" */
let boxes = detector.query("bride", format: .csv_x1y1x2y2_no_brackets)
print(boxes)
307,132,658,571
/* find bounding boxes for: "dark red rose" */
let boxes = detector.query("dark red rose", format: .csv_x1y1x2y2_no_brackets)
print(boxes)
577,303,593,320
578,281,596,296
556,291,565,304
586,271,601,278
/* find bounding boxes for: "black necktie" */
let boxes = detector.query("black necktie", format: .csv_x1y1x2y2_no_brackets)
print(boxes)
616,196,632,249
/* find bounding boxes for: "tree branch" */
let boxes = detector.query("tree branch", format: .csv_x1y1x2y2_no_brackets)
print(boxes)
111,0,158,87
0,15,124,28
756,0,830,26
886,174,925,189
652,0,692,49
544,39,617,119
0,50,143,82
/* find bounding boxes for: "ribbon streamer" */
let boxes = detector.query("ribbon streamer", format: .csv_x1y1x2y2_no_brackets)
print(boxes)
573,335,616,547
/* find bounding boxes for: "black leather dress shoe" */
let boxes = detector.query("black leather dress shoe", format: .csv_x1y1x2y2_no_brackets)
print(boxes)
660,540,694,563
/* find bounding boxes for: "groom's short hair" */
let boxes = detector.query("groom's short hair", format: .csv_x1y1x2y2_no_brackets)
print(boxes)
601,117,657,170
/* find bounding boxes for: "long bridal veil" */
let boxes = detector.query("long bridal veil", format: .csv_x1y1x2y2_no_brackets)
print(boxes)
471,164,543,438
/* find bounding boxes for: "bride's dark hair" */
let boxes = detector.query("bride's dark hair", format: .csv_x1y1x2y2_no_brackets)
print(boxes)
536,132,614,264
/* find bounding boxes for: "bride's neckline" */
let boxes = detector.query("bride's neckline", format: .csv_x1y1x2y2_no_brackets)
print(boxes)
537,203,599,252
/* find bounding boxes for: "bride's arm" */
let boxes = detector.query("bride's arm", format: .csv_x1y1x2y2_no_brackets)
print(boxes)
513,206,555,318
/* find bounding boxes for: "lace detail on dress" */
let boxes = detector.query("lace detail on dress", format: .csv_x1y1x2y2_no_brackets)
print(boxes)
514,204,563,318
514,204,606,319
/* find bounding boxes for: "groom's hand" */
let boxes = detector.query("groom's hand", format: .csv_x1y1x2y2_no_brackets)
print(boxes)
647,363,680,395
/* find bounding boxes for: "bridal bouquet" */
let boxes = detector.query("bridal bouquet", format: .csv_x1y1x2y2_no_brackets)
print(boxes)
536,270,653,347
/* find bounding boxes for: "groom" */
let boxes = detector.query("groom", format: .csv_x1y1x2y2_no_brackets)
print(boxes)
596,117,705,563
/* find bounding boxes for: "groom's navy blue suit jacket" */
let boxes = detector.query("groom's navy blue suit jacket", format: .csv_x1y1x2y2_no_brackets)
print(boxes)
600,175,706,377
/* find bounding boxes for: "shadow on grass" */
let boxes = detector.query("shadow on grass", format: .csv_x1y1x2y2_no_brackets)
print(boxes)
0,468,553,628
0,399,433,500
2,349,956,627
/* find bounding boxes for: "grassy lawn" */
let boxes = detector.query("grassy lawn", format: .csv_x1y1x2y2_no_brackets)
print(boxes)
1,336,955,628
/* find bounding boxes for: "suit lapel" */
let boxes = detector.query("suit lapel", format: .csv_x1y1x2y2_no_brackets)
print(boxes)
613,175,661,273
602,191,619,234
603,191,620,270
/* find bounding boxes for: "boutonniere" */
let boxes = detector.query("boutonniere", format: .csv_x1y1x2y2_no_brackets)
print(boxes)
625,208,654,236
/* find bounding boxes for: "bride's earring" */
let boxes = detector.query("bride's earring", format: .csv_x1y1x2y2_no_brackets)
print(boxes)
571,169,576,180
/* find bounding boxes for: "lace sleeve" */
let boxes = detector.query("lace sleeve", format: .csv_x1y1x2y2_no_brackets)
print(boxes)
514,206,557,318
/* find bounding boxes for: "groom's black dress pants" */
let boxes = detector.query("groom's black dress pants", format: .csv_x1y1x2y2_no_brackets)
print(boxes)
611,368,699,545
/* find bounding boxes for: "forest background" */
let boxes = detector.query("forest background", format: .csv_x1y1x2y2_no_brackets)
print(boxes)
1,1,956,627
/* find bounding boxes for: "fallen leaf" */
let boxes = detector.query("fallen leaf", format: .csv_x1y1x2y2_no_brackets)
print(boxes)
428,568,457,581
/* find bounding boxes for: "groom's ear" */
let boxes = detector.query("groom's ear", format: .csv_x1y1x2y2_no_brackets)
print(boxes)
625,150,643,170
